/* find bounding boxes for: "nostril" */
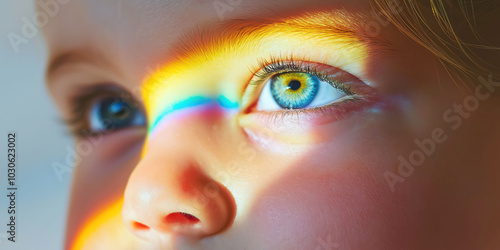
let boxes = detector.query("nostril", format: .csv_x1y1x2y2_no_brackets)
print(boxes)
165,212,200,224
132,221,150,230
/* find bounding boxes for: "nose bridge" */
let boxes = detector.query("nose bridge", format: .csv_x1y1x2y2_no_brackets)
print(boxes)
141,58,241,150
148,94,238,135
147,96,237,155
122,96,237,241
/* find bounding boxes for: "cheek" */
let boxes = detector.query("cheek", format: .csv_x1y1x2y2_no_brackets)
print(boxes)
65,129,145,248
247,164,423,248
245,132,429,249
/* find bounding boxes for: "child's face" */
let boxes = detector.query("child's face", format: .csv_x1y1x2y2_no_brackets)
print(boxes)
43,0,500,249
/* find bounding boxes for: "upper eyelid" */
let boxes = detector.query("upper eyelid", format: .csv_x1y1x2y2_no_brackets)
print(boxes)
45,47,123,84
45,50,140,103
68,82,146,109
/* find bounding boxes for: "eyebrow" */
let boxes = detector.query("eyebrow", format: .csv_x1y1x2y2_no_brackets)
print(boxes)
45,48,113,84
46,52,81,82
168,10,389,61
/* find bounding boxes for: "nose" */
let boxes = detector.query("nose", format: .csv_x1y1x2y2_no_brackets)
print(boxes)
122,106,236,242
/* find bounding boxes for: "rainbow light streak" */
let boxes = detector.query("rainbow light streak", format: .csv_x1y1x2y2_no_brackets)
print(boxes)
71,199,124,250
151,95,239,131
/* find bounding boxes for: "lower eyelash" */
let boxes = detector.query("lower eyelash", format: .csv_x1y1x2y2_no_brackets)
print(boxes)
256,95,365,124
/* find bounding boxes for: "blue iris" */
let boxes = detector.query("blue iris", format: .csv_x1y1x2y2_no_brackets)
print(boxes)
90,97,146,131
270,72,320,109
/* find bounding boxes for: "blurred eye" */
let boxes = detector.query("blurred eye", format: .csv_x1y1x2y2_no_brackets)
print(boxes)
65,86,147,137
89,97,146,132
256,72,346,110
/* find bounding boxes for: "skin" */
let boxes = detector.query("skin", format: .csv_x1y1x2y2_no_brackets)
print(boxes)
41,0,500,249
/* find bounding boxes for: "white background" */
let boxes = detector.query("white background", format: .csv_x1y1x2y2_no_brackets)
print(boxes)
0,1,73,249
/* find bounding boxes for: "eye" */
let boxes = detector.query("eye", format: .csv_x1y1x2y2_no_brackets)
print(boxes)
242,59,373,118
256,72,346,111
240,59,379,142
65,86,147,137
89,97,146,132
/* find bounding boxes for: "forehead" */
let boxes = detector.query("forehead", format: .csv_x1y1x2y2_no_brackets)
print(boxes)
40,0,371,62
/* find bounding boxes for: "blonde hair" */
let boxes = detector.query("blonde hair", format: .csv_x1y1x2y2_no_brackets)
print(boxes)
372,0,500,91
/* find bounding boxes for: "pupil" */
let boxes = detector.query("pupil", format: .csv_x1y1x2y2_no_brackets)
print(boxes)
288,80,302,91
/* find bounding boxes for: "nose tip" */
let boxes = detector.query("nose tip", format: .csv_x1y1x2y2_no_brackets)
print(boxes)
122,163,235,241
124,193,232,241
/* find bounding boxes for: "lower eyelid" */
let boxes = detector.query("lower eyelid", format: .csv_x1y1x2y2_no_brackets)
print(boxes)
243,94,378,129
238,97,379,146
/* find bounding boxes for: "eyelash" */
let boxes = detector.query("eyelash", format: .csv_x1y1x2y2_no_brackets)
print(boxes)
250,57,354,94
